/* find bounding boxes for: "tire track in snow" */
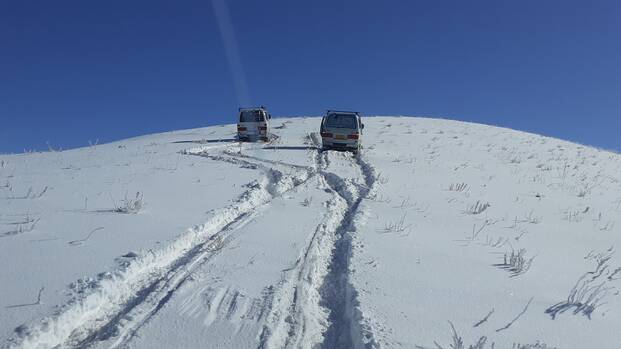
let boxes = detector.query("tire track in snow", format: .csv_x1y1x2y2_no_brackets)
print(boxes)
103,149,321,348
319,152,378,349
80,210,260,348
9,147,319,349
256,138,337,349
107,208,272,348
108,149,323,348
257,183,347,349
257,149,379,349
221,150,315,172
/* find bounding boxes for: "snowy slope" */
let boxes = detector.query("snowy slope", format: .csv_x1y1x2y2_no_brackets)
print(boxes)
1,117,621,349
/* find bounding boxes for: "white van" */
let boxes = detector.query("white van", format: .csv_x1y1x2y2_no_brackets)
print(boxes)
320,110,364,153
237,107,271,142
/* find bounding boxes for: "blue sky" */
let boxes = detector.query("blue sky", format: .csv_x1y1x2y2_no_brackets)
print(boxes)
1,0,620,153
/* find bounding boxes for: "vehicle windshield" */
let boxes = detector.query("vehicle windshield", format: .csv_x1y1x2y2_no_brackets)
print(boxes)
324,113,358,129
239,110,265,122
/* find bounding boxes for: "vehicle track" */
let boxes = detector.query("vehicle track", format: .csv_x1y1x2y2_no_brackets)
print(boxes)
319,153,377,349
101,150,323,348
10,141,377,349
77,210,259,348
102,150,323,348
10,146,320,349
257,147,378,349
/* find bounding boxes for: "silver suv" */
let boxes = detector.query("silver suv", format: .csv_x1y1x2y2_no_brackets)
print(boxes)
320,110,364,153
237,106,271,142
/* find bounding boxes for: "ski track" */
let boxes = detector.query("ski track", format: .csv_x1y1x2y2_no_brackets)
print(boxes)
8,138,379,349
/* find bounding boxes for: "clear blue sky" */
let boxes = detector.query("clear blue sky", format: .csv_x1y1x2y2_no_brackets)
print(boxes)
1,0,620,153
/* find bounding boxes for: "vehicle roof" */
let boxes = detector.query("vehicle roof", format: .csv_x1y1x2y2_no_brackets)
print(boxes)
325,110,360,116
239,106,268,112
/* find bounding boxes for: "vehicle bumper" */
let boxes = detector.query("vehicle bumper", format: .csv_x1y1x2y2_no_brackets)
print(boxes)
238,132,269,142
321,140,360,151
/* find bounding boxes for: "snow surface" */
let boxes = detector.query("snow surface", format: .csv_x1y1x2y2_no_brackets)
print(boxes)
2,116,621,349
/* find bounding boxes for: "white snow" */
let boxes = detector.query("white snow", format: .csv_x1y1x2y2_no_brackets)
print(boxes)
1,116,621,349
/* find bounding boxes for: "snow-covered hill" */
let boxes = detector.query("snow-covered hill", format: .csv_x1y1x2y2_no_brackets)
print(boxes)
2,117,621,349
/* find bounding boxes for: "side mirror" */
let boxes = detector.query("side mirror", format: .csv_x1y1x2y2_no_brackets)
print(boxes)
361,123,365,129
